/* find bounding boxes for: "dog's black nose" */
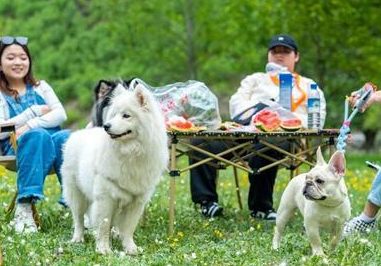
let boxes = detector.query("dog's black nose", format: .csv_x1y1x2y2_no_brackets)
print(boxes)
103,123,111,132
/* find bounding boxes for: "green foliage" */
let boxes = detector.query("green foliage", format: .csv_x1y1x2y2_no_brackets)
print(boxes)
1,0,380,136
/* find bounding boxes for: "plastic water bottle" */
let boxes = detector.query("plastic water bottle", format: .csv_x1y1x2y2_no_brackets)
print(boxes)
278,73,292,110
265,62,287,74
307,83,321,130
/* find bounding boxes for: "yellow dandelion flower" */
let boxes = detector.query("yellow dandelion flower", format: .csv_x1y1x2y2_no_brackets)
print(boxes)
256,223,261,230
214,229,224,238
0,166,7,177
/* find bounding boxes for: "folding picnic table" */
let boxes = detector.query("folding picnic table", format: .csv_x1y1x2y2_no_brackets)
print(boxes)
167,129,339,234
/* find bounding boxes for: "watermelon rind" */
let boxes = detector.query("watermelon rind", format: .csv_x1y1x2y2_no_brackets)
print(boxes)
280,119,302,132
255,122,279,132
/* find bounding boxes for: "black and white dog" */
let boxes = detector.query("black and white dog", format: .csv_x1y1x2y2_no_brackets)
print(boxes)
91,79,134,126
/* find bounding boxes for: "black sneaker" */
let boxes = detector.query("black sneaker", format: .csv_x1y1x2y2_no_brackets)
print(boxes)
250,209,277,221
200,201,223,218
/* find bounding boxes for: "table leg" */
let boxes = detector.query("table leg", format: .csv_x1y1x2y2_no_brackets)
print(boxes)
233,167,243,210
0,233,3,266
169,141,178,235
290,141,295,178
329,137,335,155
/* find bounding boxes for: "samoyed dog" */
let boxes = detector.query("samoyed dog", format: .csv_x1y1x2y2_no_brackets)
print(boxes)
62,83,168,255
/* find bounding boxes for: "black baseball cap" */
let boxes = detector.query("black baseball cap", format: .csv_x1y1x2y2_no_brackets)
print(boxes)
268,34,298,52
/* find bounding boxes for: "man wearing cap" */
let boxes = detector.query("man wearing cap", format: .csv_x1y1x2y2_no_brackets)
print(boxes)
190,34,326,220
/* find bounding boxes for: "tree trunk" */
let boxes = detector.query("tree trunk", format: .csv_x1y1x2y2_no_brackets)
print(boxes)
362,129,377,151
184,0,197,79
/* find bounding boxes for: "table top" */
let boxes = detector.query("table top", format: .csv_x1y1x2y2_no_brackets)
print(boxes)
167,129,340,139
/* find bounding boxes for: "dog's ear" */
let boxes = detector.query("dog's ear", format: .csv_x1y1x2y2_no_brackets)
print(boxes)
328,151,346,177
95,80,115,101
123,77,135,89
134,84,150,108
315,146,326,166
112,84,127,98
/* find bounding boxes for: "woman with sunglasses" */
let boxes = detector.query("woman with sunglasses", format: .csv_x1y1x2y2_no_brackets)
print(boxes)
0,36,70,233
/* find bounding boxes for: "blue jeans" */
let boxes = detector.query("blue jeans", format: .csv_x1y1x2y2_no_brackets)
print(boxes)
5,128,71,203
368,169,381,206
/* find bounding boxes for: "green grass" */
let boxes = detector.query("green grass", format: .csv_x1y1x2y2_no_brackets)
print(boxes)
1,152,380,266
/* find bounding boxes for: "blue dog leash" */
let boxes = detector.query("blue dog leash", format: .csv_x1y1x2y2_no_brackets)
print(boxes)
336,83,375,152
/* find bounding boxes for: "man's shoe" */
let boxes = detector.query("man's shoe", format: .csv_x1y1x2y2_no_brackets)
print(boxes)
344,216,376,237
200,201,223,218
250,209,277,221
14,203,38,233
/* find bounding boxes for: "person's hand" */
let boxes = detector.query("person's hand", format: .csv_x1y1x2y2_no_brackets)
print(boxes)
348,90,380,112
347,92,358,107
357,91,381,112
40,105,51,116
16,124,30,139
347,133,353,144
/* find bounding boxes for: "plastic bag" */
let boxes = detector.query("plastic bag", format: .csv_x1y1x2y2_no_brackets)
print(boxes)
131,79,221,130
232,102,269,125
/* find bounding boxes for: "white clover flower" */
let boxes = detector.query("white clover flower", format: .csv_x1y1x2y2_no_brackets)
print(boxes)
119,251,126,258
57,247,64,254
20,239,26,245
279,261,287,266
191,253,197,259
322,257,329,264
249,226,254,231
236,251,241,256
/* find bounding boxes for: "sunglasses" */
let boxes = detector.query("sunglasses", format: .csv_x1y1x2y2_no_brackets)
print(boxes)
0,36,28,46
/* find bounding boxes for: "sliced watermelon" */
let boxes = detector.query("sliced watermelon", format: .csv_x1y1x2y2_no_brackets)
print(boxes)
280,118,302,131
252,109,281,132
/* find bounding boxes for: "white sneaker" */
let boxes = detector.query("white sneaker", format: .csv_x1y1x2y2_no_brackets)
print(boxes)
343,216,376,237
14,203,38,233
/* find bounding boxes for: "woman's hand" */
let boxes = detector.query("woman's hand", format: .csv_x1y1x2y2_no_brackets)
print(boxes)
16,124,30,139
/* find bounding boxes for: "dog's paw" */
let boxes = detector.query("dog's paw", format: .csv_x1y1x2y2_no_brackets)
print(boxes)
124,243,140,255
71,235,84,243
312,250,325,257
96,243,112,255
271,243,279,250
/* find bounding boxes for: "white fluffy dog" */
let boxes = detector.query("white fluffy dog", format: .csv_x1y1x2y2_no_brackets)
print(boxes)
62,83,168,254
